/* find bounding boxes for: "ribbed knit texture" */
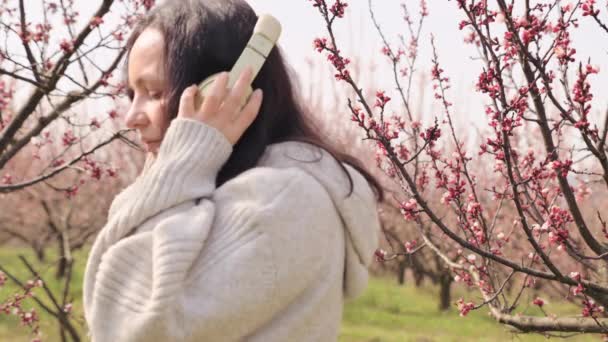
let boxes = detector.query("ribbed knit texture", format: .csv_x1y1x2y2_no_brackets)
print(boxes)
83,117,380,341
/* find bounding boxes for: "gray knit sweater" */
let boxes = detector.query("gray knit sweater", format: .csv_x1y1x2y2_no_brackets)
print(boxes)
83,117,380,341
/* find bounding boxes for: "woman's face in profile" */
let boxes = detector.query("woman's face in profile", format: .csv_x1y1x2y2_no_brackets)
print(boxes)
125,27,169,156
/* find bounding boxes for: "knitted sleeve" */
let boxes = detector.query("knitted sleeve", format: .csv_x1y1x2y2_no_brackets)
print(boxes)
85,119,337,341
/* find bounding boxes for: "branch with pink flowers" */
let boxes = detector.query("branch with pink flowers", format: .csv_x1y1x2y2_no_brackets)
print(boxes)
0,0,153,196
309,0,608,335
0,255,79,342
0,1,154,340
0,128,134,193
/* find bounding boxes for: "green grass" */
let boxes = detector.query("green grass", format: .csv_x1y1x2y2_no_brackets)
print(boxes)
0,247,600,341
339,276,598,341
0,247,88,342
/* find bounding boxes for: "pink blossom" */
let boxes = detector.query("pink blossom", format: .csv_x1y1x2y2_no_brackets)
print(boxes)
572,283,584,296
330,0,348,18
420,0,428,16
570,271,582,282
107,168,117,177
90,118,101,129
525,277,537,288
374,90,391,109
90,16,104,28
582,299,604,317
309,0,324,8
313,38,328,53
138,0,155,11
550,159,572,177
66,185,78,199
400,199,419,221
374,249,387,262
581,0,599,16
420,126,441,145
62,130,78,146
466,201,482,217
20,308,38,326
404,240,417,253
113,31,124,42
457,298,475,316
51,159,65,168
59,39,73,53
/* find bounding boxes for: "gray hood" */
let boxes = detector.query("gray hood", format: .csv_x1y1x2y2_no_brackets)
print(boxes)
258,141,381,299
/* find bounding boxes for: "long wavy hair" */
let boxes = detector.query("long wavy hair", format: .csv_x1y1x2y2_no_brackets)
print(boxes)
124,0,383,201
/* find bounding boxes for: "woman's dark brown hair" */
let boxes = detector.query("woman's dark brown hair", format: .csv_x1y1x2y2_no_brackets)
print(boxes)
125,0,383,201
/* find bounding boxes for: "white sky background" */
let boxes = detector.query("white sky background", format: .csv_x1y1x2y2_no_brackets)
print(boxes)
10,0,608,139
247,0,608,134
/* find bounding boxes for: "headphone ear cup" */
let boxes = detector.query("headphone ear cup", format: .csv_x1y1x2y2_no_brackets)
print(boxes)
195,72,253,110
194,72,221,109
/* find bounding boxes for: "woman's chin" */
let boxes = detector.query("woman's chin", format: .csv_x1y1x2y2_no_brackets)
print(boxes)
144,141,160,154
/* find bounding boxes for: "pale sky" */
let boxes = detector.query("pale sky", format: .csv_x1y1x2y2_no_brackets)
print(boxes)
247,0,608,130
9,0,608,135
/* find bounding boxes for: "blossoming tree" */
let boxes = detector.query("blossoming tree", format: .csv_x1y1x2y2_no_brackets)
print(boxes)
0,1,153,341
310,0,608,335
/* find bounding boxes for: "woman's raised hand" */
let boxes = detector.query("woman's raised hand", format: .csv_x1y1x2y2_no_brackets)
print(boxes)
177,66,263,146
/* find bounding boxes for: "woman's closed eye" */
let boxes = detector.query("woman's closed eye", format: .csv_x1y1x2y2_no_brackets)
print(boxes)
126,88,163,101
148,90,163,100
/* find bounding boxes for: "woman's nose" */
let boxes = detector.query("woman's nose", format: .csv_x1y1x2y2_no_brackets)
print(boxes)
125,108,149,130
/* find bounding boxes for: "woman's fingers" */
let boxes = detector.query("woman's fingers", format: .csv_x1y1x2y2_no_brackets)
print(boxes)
221,67,254,117
177,67,262,145
178,85,198,118
235,88,263,128
199,72,230,117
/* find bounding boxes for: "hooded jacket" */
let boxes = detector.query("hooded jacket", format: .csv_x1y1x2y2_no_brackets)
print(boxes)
83,117,380,341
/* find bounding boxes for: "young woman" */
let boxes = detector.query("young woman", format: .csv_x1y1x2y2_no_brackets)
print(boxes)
83,0,383,341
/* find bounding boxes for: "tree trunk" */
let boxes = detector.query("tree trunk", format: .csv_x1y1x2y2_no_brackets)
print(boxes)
413,271,423,287
397,260,407,285
34,245,45,262
439,273,452,311
56,236,66,279
409,255,425,287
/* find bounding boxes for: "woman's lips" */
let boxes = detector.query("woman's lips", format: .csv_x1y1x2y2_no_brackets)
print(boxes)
142,140,160,151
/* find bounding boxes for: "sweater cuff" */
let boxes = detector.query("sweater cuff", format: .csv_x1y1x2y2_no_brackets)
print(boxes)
157,117,233,173
129,118,233,208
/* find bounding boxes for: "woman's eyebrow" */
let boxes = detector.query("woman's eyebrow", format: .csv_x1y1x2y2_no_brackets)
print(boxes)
130,74,164,88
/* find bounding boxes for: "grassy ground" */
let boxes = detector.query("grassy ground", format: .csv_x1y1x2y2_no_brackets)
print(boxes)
0,247,88,342
0,247,600,341
339,277,597,342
